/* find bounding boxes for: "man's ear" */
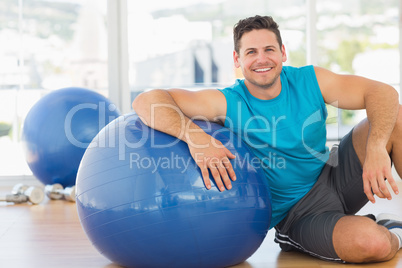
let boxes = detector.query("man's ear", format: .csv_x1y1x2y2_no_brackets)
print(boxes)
233,50,241,68
281,44,287,62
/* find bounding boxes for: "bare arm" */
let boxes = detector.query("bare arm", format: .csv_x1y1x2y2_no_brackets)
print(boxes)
133,89,225,139
316,66,399,143
315,66,400,202
132,88,236,191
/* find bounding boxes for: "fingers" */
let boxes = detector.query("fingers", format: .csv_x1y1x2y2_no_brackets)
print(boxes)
208,156,236,191
363,176,376,203
222,156,237,182
385,170,400,196
212,162,228,191
190,137,237,192
224,147,236,159
363,167,399,203
378,170,392,200
196,155,236,192
215,157,236,191
372,171,388,199
199,162,212,190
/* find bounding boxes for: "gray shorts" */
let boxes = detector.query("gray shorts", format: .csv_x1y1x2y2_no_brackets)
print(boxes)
274,129,371,262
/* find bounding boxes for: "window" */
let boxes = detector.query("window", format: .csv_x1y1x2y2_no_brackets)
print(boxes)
1,0,400,178
316,0,399,139
0,0,107,177
127,0,307,94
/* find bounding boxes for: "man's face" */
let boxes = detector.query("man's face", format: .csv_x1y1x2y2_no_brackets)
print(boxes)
233,29,287,96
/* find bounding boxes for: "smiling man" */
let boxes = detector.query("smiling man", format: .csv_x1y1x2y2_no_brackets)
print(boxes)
233,25,286,99
133,15,402,264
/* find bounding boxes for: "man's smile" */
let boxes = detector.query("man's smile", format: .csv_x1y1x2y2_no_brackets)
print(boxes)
254,67,273,73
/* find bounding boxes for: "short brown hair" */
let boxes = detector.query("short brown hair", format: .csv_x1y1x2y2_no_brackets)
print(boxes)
233,15,282,53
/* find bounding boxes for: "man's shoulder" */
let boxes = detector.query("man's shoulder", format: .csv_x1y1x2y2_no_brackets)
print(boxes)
219,79,248,103
282,65,317,86
219,79,244,94
282,65,314,75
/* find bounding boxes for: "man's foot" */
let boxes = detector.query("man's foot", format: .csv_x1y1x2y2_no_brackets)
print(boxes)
377,213,402,229
377,213,402,250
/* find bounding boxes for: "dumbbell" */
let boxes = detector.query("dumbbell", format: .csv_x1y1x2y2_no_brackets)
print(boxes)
0,185,44,204
11,183,29,195
45,183,76,202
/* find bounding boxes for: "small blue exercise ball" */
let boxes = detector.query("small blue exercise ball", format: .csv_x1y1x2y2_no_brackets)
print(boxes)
22,87,121,187
76,114,272,268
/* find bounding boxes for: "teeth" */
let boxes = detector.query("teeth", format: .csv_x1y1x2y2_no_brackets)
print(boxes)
255,68,272,72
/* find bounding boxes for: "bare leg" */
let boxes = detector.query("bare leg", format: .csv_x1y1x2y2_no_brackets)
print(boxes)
332,106,402,263
333,216,399,262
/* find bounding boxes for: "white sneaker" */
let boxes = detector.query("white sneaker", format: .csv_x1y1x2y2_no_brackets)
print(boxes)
377,213,402,229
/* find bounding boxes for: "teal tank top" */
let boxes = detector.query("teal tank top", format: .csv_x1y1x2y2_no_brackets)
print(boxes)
219,65,329,229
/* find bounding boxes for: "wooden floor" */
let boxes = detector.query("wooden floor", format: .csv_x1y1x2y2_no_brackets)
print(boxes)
1,179,402,268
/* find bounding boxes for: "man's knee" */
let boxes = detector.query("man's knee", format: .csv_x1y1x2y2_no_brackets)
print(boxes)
333,216,393,263
352,231,393,262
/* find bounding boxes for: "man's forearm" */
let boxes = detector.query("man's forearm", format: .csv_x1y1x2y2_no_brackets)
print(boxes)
365,84,399,148
132,89,200,144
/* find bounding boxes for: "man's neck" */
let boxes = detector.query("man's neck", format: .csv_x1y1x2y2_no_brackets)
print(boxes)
244,79,282,100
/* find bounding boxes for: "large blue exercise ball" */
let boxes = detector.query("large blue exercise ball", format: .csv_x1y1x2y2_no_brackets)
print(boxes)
22,87,121,187
76,114,272,268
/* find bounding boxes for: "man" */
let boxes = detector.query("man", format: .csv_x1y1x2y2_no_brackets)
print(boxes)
133,15,402,263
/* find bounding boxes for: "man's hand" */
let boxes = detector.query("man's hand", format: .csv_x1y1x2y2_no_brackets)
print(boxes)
187,132,236,191
362,146,399,203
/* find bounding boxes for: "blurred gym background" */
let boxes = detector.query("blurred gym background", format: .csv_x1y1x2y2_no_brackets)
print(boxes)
0,0,400,183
